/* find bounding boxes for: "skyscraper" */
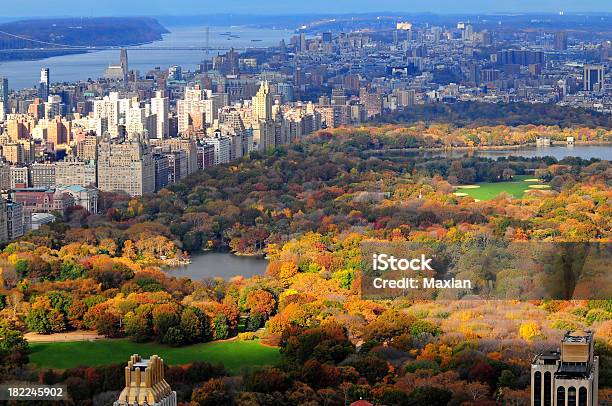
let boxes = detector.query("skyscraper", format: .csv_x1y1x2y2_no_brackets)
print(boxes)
177,85,206,134
0,76,8,118
531,330,599,406
583,64,605,92
554,31,568,51
151,90,169,139
120,48,129,83
38,68,50,100
114,354,176,406
252,81,272,121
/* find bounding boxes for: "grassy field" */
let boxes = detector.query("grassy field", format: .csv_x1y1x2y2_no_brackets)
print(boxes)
28,339,280,373
455,175,549,200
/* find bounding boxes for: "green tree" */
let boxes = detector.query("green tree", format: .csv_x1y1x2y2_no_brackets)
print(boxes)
213,314,229,340
408,387,452,406
124,311,152,342
245,313,264,332
0,322,29,371
25,307,51,334
163,326,185,346
180,307,209,343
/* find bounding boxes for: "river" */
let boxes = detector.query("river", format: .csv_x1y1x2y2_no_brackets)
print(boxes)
165,252,268,281
0,25,292,90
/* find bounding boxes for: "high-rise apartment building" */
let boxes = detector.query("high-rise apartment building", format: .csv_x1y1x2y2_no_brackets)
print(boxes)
76,135,99,162
94,93,121,135
252,119,275,151
6,201,24,240
29,163,56,188
196,144,215,170
97,135,155,196
0,164,10,190
252,81,273,121
153,153,169,191
554,31,568,51
38,68,50,100
113,354,176,406
9,166,29,189
47,116,72,147
44,95,64,119
0,198,8,244
203,131,231,165
531,330,599,406
151,91,169,139
6,115,33,142
2,143,29,165
55,157,97,187
158,137,198,175
125,101,157,139
583,64,605,92
177,85,206,134
27,98,45,119
165,150,188,183
120,48,129,83
0,76,8,119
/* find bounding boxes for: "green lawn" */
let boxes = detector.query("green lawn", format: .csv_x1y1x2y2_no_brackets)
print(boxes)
28,339,280,373
455,175,549,200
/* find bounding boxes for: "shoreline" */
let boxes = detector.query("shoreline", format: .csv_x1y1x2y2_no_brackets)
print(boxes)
363,140,612,154
0,38,163,64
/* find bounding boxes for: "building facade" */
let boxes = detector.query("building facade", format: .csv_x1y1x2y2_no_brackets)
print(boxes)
114,354,176,406
55,157,97,188
6,201,24,240
97,135,155,197
56,185,99,214
531,330,599,406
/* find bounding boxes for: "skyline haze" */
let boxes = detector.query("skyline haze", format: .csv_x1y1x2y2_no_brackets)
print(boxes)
5,0,612,17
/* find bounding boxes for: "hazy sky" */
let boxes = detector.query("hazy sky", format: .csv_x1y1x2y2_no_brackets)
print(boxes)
7,0,612,17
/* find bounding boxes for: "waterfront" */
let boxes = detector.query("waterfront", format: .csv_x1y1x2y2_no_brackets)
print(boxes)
428,144,612,161
165,252,268,280
0,25,292,90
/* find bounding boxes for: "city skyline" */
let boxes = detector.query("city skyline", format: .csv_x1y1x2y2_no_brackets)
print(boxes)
0,4,609,405
4,0,612,17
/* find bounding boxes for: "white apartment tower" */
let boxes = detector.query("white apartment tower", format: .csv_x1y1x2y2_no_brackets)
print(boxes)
177,85,205,134
94,93,121,135
151,91,169,139
203,131,231,165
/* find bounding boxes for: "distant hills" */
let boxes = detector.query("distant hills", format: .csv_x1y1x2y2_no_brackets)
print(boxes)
0,17,169,61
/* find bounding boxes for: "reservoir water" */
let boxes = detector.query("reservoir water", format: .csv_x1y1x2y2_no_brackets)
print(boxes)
0,25,292,90
165,252,268,281
164,144,609,280
428,145,611,161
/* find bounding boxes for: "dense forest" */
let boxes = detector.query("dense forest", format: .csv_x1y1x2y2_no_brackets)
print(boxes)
0,124,610,405
378,102,612,128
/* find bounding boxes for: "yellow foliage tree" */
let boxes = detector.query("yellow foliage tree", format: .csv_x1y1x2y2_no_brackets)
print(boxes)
519,320,541,341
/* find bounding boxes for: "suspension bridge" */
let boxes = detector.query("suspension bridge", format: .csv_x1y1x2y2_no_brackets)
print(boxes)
0,28,248,53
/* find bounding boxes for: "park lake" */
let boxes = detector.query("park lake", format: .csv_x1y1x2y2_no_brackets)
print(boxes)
429,144,612,161
165,252,268,280
162,145,612,278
